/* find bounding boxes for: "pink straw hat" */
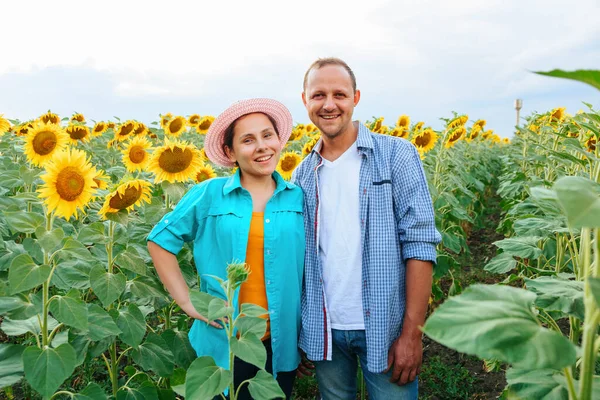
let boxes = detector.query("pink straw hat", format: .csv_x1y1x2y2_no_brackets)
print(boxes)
205,98,293,168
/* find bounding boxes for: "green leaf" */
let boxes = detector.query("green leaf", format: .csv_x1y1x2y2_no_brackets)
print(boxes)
0,295,28,314
22,343,77,398
505,368,567,400
77,222,107,245
73,382,108,400
1,315,58,336
208,298,232,321
131,333,175,377
161,330,196,369
589,278,600,309
553,176,600,228
116,303,146,347
247,370,286,400
8,254,51,294
58,238,95,263
35,227,65,253
493,237,543,260
185,356,231,399
442,231,462,254
4,211,45,234
189,290,216,317
423,284,577,370
240,303,269,318
115,246,147,276
170,368,186,397
87,304,121,341
4,292,43,320
161,182,186,204
534,69,600,91
105,209,129,226
0,344,25,388
230,333,266,369
90,266,126,307
234,316,267,338
116,381,159,400
525,277,584,320
484,253,517,274
49,295,89,330
128,277,167,303
52,259,95,291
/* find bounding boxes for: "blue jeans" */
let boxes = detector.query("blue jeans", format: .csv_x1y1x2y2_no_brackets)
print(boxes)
314,329,418,400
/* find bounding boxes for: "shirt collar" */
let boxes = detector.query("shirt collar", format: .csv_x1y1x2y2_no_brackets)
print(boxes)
222,168,294,196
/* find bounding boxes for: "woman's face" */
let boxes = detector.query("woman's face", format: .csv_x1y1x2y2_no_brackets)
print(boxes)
225,113,281,179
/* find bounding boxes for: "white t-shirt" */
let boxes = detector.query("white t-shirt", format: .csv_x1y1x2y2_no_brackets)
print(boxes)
318,141,365,330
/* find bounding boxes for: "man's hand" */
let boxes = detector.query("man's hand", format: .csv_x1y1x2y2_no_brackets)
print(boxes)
296,350,315,378
385,331,423,385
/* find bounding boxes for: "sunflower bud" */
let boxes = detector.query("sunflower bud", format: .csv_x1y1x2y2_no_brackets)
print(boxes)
227,263,251,289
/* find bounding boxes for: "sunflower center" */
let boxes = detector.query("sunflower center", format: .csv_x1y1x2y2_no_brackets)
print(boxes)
158,147,193,173
133,125,146,135
198,120,212,130
169,119,183,133
129,145,147,164
119,123,134,136
32,130,58,155
448,129,463,143
190,116,200,125
69,127,88,140
414,133,431,148
56,167,86,201
94,123,105,133
109,185,142,210
196,171,210,182
281,156,297,172
587,138,597,152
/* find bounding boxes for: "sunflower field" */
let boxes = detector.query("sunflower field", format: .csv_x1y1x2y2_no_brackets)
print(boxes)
0,88,595,399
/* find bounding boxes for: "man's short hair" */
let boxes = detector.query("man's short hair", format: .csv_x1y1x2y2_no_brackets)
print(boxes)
303,57,357,93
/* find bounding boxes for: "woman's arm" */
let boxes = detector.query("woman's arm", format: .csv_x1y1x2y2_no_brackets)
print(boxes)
148,241,222,329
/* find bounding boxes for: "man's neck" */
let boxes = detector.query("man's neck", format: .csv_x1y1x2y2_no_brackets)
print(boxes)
320,121,359,162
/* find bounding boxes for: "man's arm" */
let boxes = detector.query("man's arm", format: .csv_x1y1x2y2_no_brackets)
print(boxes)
386,258,433,385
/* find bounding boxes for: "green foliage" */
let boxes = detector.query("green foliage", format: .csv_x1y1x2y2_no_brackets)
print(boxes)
419,356,475,400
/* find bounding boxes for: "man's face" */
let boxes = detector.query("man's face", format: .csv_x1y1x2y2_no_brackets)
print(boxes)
302,65,360,140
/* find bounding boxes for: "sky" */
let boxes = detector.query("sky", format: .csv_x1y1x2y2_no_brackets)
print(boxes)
1,0,599,138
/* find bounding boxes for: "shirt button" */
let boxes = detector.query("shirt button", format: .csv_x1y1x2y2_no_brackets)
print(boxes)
266,249,271,255
267,280,272,285
164,219,169,224
265,219,271,224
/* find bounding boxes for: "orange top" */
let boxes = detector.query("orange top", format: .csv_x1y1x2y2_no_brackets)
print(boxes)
239,212,270,339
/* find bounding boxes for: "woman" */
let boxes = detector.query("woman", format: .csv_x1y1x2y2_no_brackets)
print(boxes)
147,98,304,399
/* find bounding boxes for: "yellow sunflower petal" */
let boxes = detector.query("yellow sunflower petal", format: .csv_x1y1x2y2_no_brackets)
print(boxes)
276,152,302,180
98,179,153,219
24,122,69,166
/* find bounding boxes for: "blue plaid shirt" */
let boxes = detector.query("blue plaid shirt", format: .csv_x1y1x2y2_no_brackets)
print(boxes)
292,122,441,373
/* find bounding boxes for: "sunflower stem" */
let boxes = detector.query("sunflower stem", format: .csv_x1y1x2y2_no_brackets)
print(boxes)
107,220,115,274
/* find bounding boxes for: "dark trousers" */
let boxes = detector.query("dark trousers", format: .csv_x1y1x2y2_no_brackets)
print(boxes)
216,338,297,399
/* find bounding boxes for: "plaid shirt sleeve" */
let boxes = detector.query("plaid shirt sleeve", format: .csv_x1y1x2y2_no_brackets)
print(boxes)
392,142,441,263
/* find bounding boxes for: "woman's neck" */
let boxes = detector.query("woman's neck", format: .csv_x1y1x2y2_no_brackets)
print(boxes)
240,171,276,193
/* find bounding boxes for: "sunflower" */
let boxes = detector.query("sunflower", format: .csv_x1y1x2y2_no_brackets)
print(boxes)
289,125,306,141
413,121,425,133
585,135,597,152
195,164,217,183
66,124,91,145
491,134,502,143
148,138,203,183
390,127,409,139
92,121,108,137
376,125,390,135
412,128,438,153
277,152,302,180
372,117,384,132
396,115,410,129
24,122,69,166
188,114,201,128
303,136,320,156
502,138,511,144
196,116,215,134
107,122,116,130
528,124,540,134
468,125,482,141
15,123,34,136
444,127,466,148
122,136,153,172
0,114,11,135
132,122,148,137
473,119,487,129
92,169,111,190
305,124,318,134
199,147,208,162
115,121,137,142
38,148,98,220
550,107,566,123
482,130,494,140
98,179,152,219
39,111,60,125
447,115,468,129
70,113,85,123
164,116,187,137
160,113,173,130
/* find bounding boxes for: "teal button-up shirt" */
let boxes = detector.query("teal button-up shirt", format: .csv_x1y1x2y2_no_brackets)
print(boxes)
147,170,305,375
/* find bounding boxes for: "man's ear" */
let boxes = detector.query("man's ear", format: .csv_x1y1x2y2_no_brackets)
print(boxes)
354,89,361,106
302,91,308,107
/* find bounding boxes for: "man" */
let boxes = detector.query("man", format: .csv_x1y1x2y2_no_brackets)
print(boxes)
292,58,441,399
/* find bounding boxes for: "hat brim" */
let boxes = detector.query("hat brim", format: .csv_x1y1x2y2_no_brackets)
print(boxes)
204,98,293,168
